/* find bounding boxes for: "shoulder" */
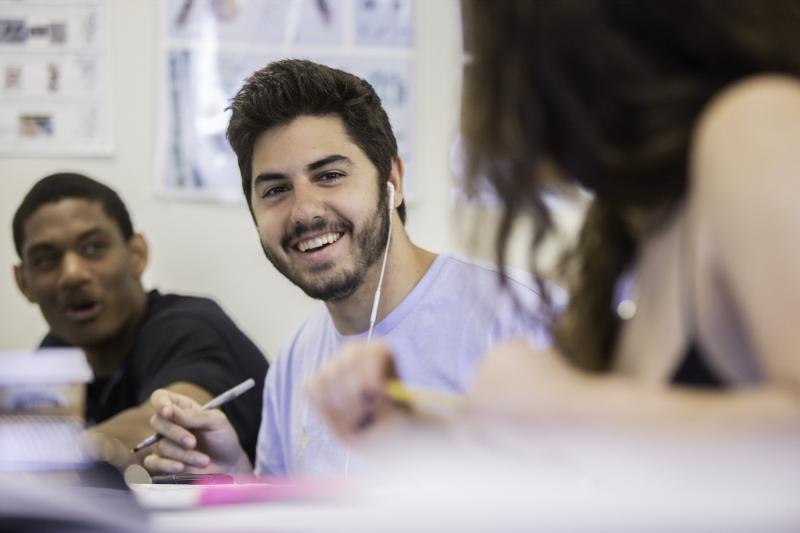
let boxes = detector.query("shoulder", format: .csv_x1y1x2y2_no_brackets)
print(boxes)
140,291,234,336
438,254,549,306
437,254,535,291
434,255,556,341
685,77,800,382
146,291,226,319
137,291,265,359
688,74,800,254
691,75,800,199
697,74,800,134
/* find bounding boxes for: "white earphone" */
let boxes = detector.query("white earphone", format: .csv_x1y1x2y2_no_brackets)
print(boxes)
387,181,395,212
342,180,396,475
366,181,396,343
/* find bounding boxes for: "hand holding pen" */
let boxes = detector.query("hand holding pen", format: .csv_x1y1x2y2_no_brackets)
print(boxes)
141,379,255,475
306,340,462,445
133,378,255,453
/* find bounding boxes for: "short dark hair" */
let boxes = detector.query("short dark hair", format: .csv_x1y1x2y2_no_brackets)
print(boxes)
226,59,405,222
13,172,134,258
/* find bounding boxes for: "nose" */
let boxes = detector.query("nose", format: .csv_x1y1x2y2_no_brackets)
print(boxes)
57,250,91,289
289,182,325,226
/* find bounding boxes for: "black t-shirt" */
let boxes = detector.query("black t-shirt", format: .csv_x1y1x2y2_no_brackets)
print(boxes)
41,290,269,463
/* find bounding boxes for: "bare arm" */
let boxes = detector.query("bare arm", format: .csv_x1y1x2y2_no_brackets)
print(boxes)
465,341,800,438
689,75,800,409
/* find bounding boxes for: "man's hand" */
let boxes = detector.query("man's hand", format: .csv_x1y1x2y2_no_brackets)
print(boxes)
306,340,409,444
86,381,213,465
142,389,252,475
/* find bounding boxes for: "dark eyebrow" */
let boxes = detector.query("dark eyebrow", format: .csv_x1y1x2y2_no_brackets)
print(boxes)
253,171,286,188
24,242,58,258
23,227,112,258
253,155,353,188
306,154,352,172
76,227,113,241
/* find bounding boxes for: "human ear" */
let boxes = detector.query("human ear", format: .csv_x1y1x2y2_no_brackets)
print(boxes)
13,264,35,303
127,234,149,279
388,156,404,209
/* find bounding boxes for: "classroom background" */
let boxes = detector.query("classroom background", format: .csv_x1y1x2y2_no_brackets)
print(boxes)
0,0,582,360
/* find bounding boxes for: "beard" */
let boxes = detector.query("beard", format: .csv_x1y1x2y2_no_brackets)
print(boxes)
260,191,390,302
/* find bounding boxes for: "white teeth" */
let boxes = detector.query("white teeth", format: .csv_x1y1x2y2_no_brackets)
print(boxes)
297,232,342,252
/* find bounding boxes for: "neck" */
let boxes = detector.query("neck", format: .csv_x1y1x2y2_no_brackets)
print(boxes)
325,221,436,336
83,289,148,378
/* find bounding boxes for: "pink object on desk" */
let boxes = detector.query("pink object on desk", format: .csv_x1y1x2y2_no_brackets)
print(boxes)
199,477,350,507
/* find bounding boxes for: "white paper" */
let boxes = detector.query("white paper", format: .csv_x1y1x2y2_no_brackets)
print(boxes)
0,0,113,156
158,0,415,203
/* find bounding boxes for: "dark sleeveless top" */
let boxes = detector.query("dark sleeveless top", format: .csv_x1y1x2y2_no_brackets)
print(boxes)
671,342,724,388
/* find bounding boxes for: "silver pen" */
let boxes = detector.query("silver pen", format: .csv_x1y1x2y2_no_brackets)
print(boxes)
131,378,256,453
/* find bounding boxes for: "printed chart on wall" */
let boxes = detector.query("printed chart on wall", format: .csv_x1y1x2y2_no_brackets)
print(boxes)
0,0,112,156
159,0,415,203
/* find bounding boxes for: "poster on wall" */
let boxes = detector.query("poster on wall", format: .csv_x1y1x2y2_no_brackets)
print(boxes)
158,0,415,203
0,0,113,156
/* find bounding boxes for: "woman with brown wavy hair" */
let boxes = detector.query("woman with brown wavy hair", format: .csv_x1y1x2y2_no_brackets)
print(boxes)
308,0,800,448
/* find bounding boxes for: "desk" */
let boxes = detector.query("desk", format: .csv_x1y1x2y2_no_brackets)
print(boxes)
4,426,799,532
133,430,800,533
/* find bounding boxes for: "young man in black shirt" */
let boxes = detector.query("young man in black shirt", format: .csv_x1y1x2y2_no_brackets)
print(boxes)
12,173,268,463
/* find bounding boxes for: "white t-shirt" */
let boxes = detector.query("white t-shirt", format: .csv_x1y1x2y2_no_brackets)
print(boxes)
254,254,552,476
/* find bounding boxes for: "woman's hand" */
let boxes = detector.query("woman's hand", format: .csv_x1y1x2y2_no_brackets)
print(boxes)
306,340,410,444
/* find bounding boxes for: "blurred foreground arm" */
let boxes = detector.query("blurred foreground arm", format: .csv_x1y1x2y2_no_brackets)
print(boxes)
465,341,800,433
306,340,412,444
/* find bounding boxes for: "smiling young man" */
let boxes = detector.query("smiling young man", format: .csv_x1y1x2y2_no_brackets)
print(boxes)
12,173,268,463
144,60,550,477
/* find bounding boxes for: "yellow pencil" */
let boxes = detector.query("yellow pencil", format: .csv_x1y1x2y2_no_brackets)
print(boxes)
384,379,462,415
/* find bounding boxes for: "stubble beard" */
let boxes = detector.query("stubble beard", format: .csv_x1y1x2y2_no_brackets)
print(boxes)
260,193,390,302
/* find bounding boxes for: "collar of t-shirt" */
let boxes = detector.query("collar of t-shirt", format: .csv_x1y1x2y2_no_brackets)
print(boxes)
332,253,448,342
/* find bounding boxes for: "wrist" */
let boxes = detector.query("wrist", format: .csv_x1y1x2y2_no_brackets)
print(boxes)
230,448,253,474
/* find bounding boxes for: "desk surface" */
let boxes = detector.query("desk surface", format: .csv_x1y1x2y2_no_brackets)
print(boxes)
134,448,800,533
5,425,800,532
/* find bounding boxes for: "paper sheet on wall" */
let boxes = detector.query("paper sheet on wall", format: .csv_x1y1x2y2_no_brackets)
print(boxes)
158,0,415,204
0,0,113,156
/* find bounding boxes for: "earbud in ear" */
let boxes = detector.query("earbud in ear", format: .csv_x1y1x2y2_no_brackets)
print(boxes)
387,182,395,212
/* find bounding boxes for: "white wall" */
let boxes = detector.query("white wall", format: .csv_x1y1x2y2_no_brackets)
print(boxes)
0,0,469,359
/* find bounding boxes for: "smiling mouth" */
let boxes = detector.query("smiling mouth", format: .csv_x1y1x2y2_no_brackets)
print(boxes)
295,232,343,253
